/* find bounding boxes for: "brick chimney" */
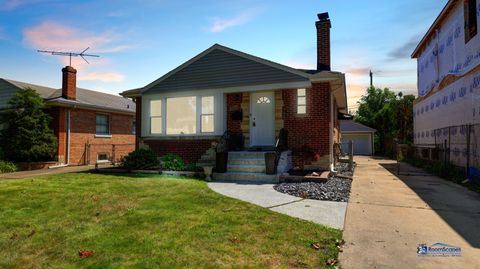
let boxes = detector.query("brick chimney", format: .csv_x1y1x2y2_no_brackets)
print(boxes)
62,66,77,100
315,12,331,71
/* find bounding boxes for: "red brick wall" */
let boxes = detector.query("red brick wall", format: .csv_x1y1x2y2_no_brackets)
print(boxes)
226,93,242,133
282,83,331,168
50,107,135,165
144,139,215,164
62,66,77,100
316,19,331,71
49,107,66,163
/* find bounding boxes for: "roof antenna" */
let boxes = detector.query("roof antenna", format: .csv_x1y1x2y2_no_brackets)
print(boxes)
37,47,100,66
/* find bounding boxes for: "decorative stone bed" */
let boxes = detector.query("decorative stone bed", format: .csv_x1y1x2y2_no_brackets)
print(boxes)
273,163,355,202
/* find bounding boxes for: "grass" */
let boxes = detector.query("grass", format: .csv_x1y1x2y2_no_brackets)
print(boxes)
0,172,341,268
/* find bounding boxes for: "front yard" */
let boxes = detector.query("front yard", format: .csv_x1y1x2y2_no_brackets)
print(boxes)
0,173,341,268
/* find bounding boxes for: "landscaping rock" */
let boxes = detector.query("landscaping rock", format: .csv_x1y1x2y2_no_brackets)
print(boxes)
273,176,352,202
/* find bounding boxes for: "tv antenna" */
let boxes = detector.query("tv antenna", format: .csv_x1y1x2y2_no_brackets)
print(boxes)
37,47,100,66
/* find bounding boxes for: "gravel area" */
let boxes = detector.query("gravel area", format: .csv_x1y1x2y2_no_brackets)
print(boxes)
274,177,352,202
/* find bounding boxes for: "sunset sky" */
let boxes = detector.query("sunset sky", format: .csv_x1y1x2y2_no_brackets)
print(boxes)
0,0,446,110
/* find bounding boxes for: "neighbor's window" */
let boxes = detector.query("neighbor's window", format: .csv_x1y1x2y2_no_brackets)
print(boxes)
150,100,162,134
464,0,478,43
132,120,136,134
297,88,306,114
201,96,214,133
95,114,110,135
166,96,197,135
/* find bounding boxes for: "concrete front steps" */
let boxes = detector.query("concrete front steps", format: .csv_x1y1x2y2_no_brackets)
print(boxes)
213,151,278,183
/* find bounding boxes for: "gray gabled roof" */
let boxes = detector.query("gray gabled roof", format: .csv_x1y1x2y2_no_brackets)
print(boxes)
340,120,376,133
0,78,135,114
142,44,313,94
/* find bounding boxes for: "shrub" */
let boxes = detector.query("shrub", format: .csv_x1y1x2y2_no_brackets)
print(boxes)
122,148,158,170
0,160,17,173
185,163,201,172
160,154,185,171
0,88,57,162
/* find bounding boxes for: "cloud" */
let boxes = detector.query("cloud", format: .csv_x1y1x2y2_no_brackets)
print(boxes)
23,21,129,83
79,72,125,82
281,59,314,70
345,66,416,78
388,34,422,59
23,21,132,54
208,9,259,33
0,0,56,11
345,67,371,76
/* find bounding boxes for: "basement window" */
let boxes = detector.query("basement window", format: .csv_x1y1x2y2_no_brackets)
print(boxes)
297,88,306,114
97,153,109,162
95,114,110,135
464,0,478,43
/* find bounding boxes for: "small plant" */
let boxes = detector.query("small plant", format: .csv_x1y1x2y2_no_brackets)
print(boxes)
0,160,17,173
160,154,185,171
122,148,158,170
185,163,200,172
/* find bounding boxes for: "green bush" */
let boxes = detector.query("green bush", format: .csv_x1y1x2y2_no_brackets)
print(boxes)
0,87,57,162
0,160,17,173
185,163,201,172
122,148,158,170
160,154,185,171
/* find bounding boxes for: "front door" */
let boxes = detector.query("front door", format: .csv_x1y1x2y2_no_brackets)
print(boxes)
250,91,275,147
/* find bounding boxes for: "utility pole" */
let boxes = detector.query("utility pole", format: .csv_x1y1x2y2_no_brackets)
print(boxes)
369,70,373,87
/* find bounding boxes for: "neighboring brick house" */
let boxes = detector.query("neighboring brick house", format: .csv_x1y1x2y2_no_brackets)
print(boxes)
0,66,136,166
411,0,479,177
121,13,348,178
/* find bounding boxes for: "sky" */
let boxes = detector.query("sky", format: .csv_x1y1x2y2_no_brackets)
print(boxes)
0,0,446,110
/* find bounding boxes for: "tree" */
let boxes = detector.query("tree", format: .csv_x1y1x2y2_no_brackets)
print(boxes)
0,88,58,162
355,86,415,155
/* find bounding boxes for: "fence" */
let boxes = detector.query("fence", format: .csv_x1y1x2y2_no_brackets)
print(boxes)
400,123,480,181
85,143,135,165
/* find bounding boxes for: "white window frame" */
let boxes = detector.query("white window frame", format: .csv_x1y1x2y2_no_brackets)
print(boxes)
144,92,222,137
200,96,215,133
297,88,307,114
149,100,163,134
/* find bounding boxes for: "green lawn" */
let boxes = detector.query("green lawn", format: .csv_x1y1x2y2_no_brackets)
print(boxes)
0,173,341,268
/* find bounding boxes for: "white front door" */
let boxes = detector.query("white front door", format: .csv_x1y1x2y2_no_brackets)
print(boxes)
250,91,275,147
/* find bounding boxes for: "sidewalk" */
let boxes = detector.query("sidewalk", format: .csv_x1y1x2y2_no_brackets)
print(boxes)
0,165,95,180
208,182,347,229
339,156,480,269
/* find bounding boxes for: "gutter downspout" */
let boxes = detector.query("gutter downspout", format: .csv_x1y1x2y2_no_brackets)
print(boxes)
66,109,71,165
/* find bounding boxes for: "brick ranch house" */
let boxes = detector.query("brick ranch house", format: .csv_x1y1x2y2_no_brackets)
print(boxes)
121,13,348,176
0,66,136,166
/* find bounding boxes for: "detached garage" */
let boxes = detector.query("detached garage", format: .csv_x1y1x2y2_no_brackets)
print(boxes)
340,120,376,156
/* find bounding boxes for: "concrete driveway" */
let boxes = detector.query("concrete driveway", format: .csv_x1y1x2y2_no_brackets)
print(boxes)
208,182,347,229
340,156,480,269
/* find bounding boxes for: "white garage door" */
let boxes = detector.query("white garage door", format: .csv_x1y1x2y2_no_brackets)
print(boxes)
341,133,373,155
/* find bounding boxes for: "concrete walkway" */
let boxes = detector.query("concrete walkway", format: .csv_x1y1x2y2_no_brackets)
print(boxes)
0,165,96,180
208,182,347,229
340,156,480,269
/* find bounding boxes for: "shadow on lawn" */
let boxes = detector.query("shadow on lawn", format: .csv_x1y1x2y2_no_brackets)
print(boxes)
83,171,205,180
379,162,480,248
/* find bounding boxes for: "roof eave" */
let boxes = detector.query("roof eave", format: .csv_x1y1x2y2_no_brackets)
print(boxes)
411,0,457,58
46,99,135,115
120,88,142,98
310,71,348,113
